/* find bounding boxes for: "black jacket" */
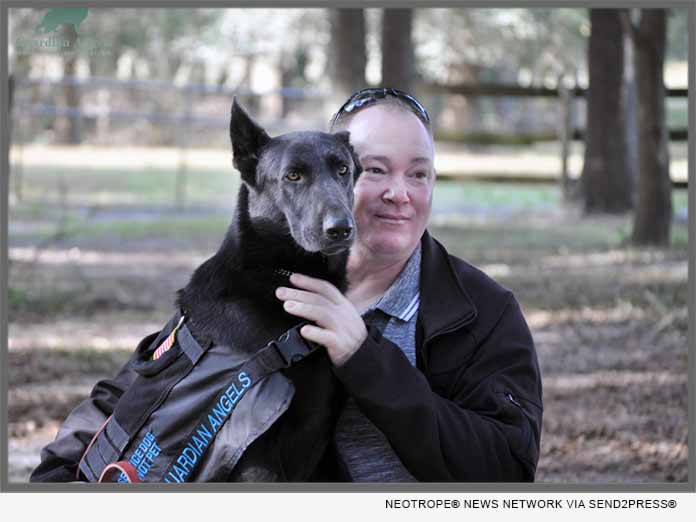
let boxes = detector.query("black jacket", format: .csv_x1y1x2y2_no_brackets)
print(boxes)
31,230,542,483
319,230,543,481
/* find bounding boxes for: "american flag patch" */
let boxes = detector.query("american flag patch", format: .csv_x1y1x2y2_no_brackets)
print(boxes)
152,316,185,360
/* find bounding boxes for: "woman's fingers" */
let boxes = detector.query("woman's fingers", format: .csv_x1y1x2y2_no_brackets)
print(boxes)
275,286,330,307
282,300,331,327
288,273,343,303
275,272,367,366
299,324,336,349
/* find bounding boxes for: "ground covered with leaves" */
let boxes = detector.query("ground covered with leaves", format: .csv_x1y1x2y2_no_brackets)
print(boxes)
7,173,689,484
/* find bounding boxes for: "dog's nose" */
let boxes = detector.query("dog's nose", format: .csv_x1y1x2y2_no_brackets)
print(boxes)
325,218,353,241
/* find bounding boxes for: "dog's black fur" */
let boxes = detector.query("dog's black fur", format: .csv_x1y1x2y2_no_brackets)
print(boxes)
175,100,361,481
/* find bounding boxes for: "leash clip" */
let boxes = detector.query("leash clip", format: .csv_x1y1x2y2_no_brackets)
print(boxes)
272,325,319,367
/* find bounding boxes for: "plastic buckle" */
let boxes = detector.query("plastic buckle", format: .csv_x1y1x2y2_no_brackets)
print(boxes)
273,325,318,367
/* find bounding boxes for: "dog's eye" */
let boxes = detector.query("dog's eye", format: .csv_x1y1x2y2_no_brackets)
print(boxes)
285,171,302,181
338,165,348,176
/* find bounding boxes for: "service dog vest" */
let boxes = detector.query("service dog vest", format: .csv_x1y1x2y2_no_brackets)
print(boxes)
77,311,317,483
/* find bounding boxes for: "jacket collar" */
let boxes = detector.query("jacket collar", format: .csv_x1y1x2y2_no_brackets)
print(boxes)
419,230,478,342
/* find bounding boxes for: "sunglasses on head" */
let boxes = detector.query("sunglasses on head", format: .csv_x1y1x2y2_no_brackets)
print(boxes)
330,88,430,128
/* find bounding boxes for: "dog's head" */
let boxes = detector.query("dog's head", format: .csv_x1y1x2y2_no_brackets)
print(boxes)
230,99,362,255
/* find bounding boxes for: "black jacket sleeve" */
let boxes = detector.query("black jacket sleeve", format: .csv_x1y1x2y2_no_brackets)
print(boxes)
28,335,152,482
332,295,542,482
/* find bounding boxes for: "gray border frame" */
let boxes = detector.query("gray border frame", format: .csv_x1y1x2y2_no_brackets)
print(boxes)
1,0,694,494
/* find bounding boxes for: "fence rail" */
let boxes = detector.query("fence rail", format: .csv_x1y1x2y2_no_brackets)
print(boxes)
424,79,688,198
15,102,230,127
423,81,688,99
9,75,688,206
14,75,325,99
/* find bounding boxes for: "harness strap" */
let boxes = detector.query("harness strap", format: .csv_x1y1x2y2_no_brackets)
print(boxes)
82,314,319,483
78,314,196,482
76,415,112,481
158,325,317,483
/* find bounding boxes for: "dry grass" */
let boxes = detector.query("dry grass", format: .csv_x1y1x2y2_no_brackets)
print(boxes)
7,175,689,483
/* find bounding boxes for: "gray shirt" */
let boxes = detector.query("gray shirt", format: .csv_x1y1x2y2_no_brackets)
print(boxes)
333,246,421,482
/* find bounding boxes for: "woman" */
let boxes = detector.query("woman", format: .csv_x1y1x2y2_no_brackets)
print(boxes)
275,88,543,481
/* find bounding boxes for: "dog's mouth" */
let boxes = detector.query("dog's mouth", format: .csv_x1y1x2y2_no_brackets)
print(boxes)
319,242,352,256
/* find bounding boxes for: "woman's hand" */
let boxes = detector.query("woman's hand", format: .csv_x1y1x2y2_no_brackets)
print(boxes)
275,273,367,367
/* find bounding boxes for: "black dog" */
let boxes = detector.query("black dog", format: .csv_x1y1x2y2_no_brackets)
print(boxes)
175,99,361,481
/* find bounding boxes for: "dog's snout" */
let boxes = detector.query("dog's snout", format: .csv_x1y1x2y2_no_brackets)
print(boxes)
324,217,353,241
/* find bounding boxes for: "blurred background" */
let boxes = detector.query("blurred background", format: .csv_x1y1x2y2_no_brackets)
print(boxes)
6,7,689,483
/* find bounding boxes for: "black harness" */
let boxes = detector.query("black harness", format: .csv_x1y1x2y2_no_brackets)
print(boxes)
78,310,318,483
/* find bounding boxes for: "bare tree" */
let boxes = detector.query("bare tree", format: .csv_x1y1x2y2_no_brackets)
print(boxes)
627,9,672,245
581,9,634,214
8,75,14,136
329,9,367,102
57,25,82,144
381,8,415,92
623,28,640,207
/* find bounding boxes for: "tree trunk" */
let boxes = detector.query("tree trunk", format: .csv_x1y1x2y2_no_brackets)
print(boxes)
329,9,367,102
623,28,639,201
581,9,633,213
9,73,23,203
631,9,671,245
280,59,294,118
239,55,260,115
381,8,415,93
558,81,574,202
56,26,82,144
279,47,309,118
8,75,14,139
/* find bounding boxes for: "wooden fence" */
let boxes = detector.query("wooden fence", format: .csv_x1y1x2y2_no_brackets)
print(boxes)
9,75,688,205
423,81,688,196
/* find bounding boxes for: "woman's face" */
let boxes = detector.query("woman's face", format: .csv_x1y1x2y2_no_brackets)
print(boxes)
344,104,435,262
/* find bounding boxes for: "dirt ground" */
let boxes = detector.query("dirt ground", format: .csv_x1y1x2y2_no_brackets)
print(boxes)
7,200,689,484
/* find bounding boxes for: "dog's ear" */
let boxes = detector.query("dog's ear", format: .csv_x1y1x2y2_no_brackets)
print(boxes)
333,131,362,181
230,98,271,186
